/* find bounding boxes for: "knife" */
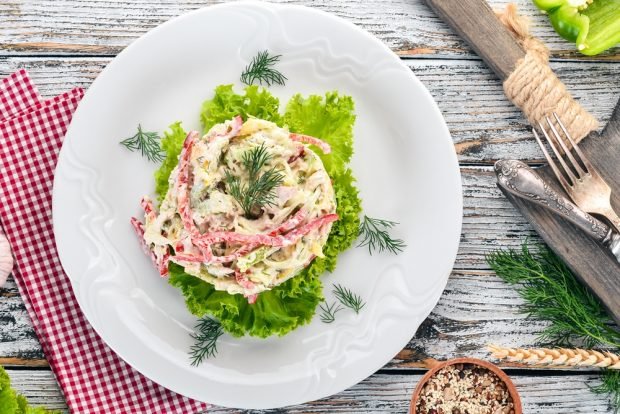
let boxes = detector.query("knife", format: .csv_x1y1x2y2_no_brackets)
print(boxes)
495,159,620,262
426,0,620,322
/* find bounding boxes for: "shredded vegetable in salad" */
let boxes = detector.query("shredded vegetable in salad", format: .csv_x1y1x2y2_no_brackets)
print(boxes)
132,117,338,303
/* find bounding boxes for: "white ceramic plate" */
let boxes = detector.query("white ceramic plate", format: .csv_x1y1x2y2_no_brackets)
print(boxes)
53,1,462,409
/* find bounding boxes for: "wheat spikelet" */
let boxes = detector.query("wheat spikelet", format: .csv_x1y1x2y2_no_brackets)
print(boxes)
487,344,620,369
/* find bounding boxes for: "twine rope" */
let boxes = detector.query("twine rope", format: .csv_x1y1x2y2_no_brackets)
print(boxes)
497,4,599,144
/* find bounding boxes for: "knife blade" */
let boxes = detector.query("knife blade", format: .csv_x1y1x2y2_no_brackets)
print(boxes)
495,159,620,262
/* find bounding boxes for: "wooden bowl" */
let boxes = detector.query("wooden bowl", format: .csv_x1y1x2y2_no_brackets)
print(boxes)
409,358,522,414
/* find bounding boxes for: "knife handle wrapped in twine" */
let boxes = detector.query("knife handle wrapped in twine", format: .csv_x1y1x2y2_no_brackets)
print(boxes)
496,4,599,144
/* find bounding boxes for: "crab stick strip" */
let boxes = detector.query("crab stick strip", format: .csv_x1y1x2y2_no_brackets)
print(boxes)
289,133,331,154
130,217,169,276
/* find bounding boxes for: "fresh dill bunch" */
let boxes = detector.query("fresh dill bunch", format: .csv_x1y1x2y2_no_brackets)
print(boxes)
357,216,406,255
489,242,620,411
240,50,287,87
592,370,620,414
487,243,620,349
225,144,284,218
333,284,365,314
189,317,224,366
120,124,165,162
319,301,343,323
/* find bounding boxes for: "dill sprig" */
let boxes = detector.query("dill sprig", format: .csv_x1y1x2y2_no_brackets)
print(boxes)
357,216,406,255
120,124,165,162
189,317,224,366
319,301,343,323
225,143,284,218
242,141,273,180
487,243,620,349
488,242,620,411
333,284,365,314
240,50,287,87
225,168,283,216
592,370,620,414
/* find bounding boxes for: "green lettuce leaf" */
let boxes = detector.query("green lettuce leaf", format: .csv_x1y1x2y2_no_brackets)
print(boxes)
200,84,281,132
168,168,361,338
0,365,59,414
283,92,355,174
322,168,362,272
22,405,58,414
154,122,187,203
169,261,322,338
166,86,361,338
0,365,18,414
16,395,28,414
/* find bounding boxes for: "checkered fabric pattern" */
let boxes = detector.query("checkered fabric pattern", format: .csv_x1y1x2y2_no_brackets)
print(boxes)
0,70,209,414
0,69,41,121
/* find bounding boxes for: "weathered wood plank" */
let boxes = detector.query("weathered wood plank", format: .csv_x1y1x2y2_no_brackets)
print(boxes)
1,0,618,60
0,357,48,367
1,275,547,369
411,60,620,163
0,164,550,367
0,57,618,164
6,369,614,413
0,166,544,366
1,273,553,369
0,277,44,362
459,167,539,268
5,370,69,412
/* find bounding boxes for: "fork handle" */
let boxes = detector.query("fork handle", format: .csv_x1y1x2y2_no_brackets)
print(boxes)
599,208,620,235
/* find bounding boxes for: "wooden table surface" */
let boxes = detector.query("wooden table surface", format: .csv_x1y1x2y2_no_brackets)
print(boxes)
1,0,619,412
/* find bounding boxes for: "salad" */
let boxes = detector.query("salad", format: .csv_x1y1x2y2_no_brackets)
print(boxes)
123,52,406,364
131,85,363,340
135,116,338,301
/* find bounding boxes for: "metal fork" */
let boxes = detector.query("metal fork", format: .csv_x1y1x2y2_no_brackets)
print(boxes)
533,112,620,234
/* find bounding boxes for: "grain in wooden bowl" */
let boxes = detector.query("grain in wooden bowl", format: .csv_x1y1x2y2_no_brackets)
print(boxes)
410,358,522,414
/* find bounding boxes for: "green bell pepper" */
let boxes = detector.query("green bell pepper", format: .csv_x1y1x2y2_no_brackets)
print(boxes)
533,0,620,55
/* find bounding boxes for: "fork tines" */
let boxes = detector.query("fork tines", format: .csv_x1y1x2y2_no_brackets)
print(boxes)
532,112,593,187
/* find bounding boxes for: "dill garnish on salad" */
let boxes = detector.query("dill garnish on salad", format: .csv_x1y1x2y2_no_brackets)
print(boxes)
126,53,406,364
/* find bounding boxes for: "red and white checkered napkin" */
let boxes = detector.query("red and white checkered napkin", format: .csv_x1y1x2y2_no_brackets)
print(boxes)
0,69,209,414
